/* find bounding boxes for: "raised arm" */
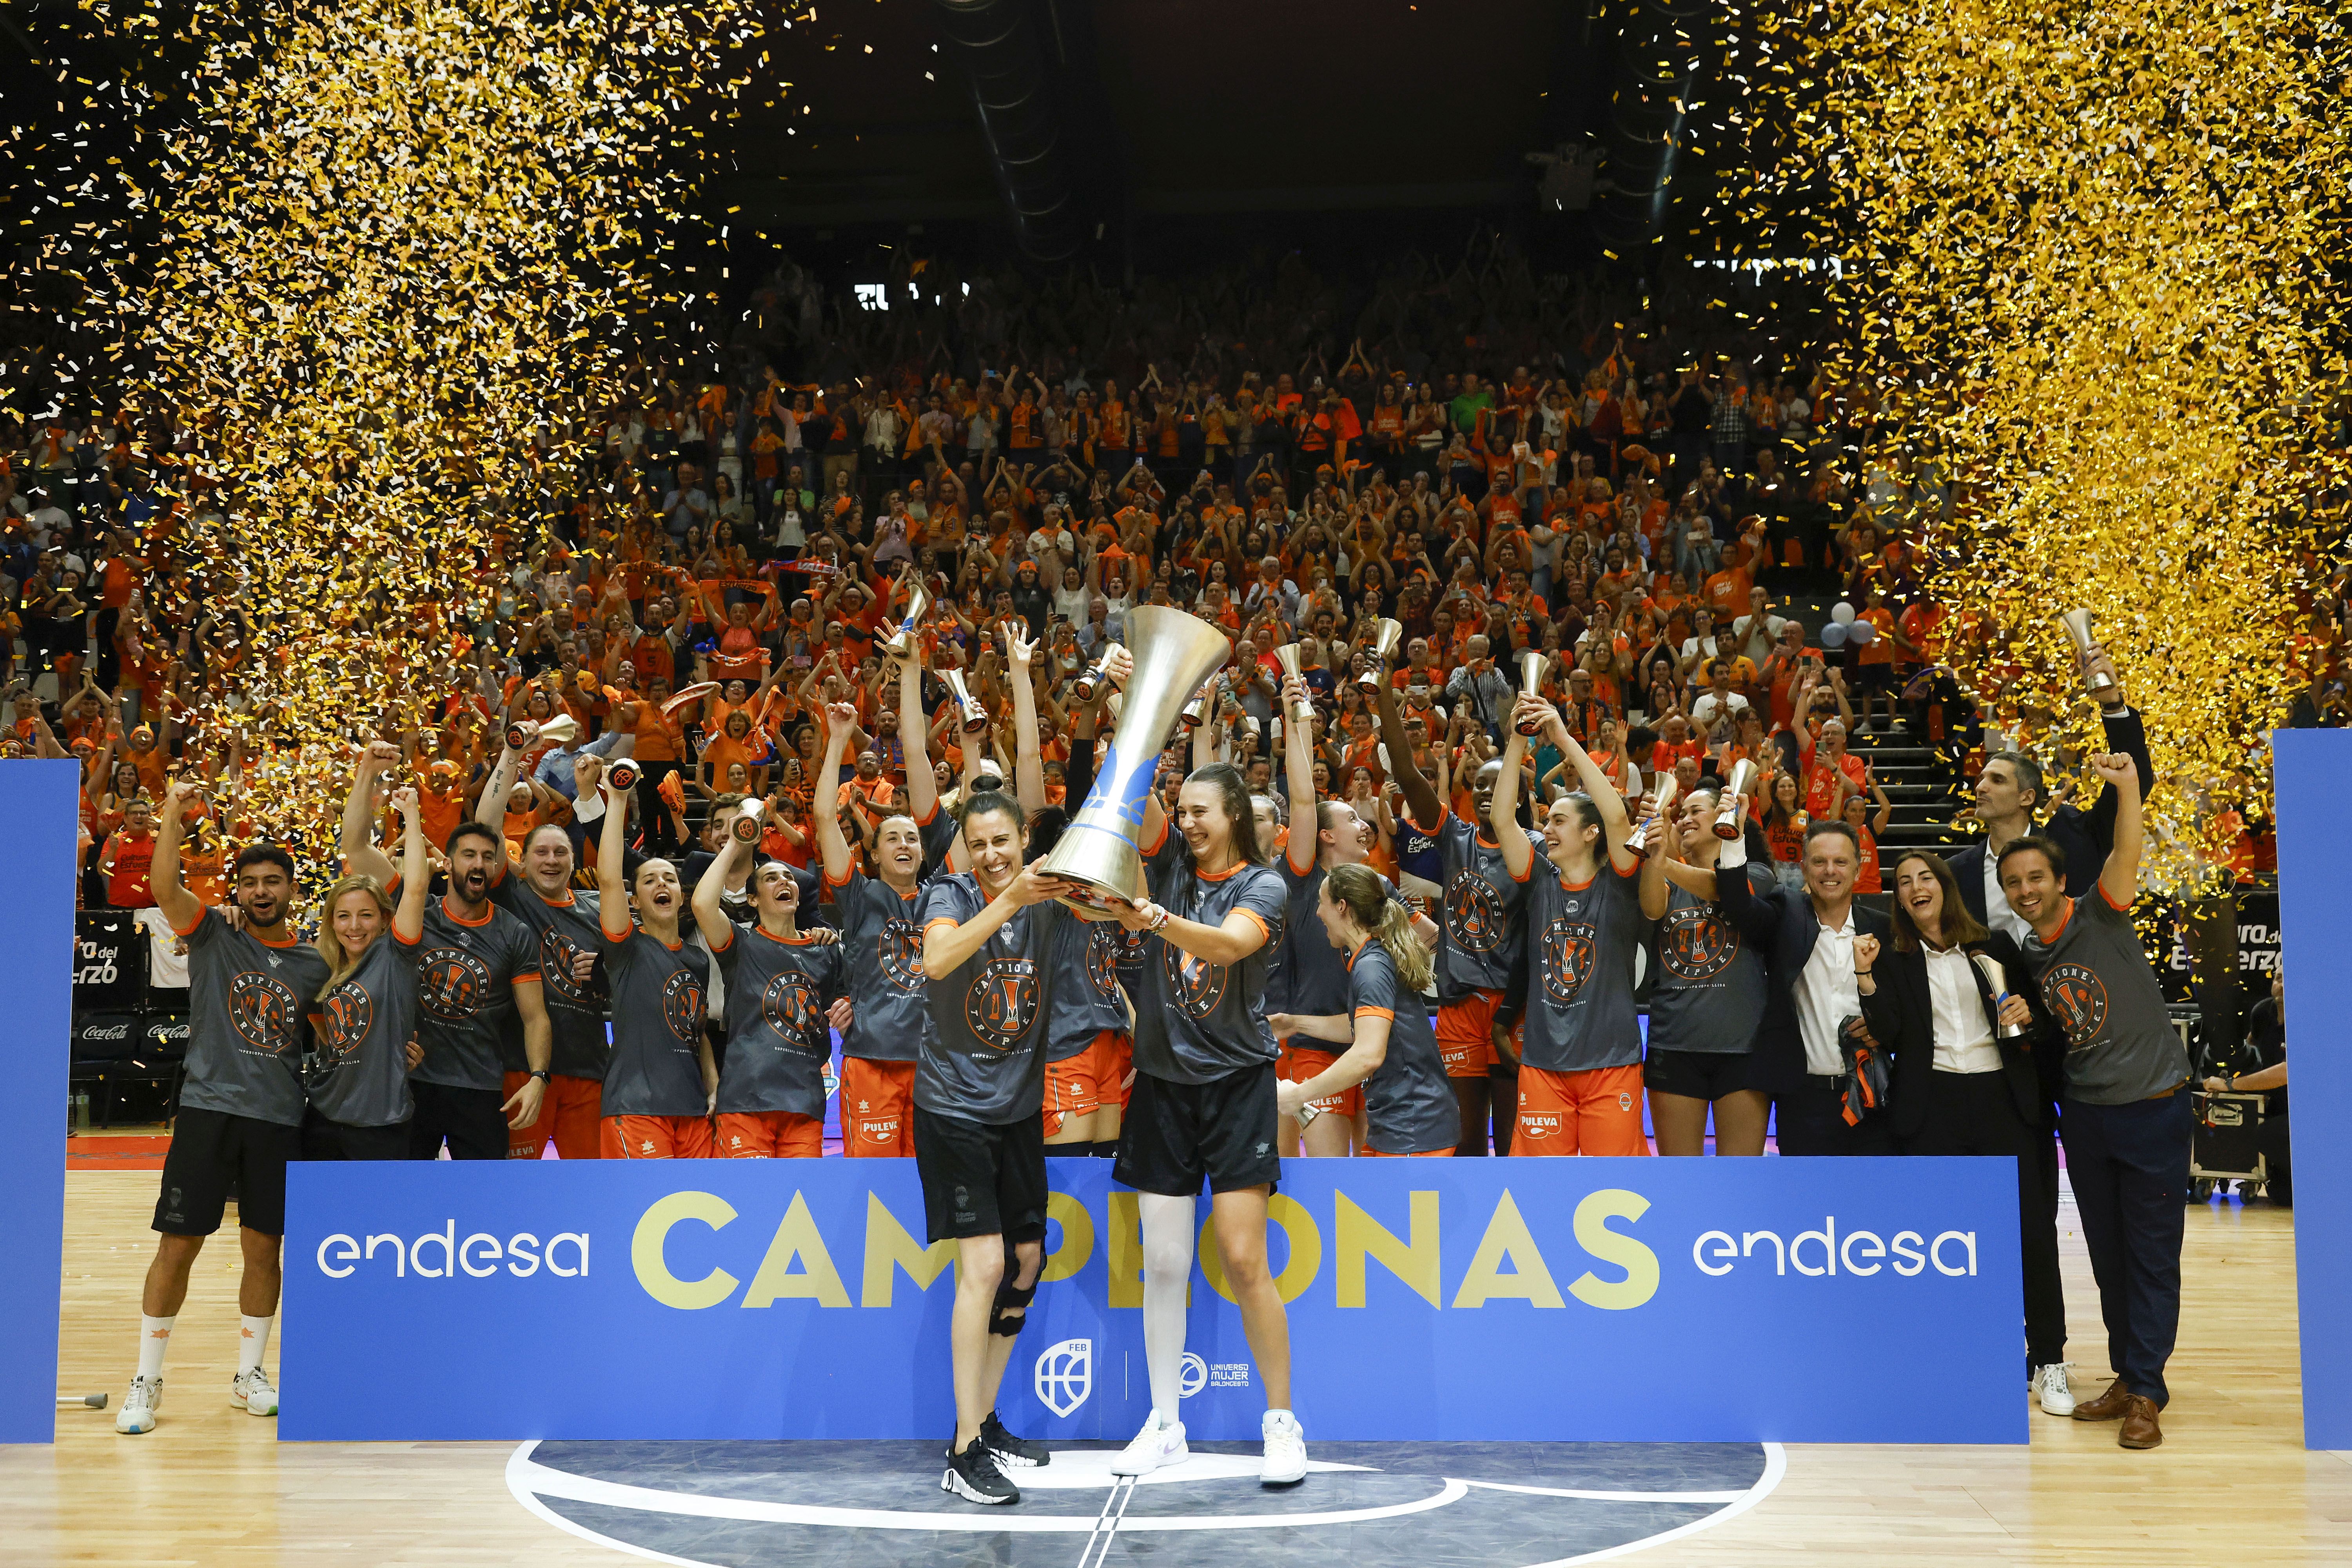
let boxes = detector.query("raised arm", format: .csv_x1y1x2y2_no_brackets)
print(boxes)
1282,673,1318,877
1374,673,1442,830
149,782,205,936
341,739,401,884
1529,695,1635,871
899,647,937,826
390,786,430,943
814,700,857,883
595,771,633,936
1006,624,1045,818
690,820,750,948
2092,752,2141,909
1490,723,1538,881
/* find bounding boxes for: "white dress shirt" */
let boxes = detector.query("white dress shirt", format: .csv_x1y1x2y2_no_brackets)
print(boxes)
1922,942,2003,1074
1720,834,1860,1074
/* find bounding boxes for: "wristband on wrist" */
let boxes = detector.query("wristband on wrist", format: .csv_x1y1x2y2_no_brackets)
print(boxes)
529,1068,551,1082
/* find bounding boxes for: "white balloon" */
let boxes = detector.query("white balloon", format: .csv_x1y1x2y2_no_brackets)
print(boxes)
1831,601,1858,625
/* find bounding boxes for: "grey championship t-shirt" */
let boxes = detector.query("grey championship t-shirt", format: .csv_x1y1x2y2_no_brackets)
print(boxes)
1045,913,1143,1063
1414,811,1528,1003
1644,863,1773,1055
1281,855,1411,1020
710,926,846,1121
828,867,935,1064
1129,829,1289,1086
598,926,711,1117
2020,888,2190,1106
1347,938,1457,1154
174,906,330,1128
1520,858,1648,1074
914,873,1065,1123
409,897,542,1093
307,927,421,1127
489,869,611,1080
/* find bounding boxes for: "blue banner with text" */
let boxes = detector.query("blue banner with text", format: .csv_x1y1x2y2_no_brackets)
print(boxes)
283,1155,2024,1444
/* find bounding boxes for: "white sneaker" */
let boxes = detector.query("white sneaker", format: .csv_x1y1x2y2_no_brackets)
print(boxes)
232,1369,278,1416
2036,1363,2076,1416
1261,1408,1307,1484
115,1374,162,1434
1108,1411,1188,1476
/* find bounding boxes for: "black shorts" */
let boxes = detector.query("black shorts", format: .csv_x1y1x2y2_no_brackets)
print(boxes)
301,1111,412,1162
1114,1063,1282,1198
915,1106,1048,1244
408,1080,510,1161
1644,1047,1757,1102
155,1107,301,1238
1847,661,1893,694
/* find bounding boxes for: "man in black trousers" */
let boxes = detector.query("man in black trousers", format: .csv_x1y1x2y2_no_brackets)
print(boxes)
1712,813,1895,1154
2000,755,2189,1451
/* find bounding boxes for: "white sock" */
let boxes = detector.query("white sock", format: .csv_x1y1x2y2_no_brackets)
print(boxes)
137,1314,175,1380
238,1314,275,1378
1137,1194,1195,1425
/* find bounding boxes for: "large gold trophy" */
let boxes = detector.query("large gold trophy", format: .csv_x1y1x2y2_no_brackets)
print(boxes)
1039,606,1233,915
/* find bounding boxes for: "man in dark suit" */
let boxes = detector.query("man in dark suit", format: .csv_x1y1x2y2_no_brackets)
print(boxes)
1947,645,2153,935
1713,812,1896,1153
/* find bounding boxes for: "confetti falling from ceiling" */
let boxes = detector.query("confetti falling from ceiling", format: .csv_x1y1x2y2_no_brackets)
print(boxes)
1722,0,2352,887
7,0,765,880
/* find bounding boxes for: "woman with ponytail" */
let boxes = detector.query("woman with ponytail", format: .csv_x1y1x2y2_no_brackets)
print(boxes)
1272,862,1456,1159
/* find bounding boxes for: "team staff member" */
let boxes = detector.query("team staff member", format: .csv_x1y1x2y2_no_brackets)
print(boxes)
479,739,614,1159
917,791,1071,1505
342,744,553,1161
1375,677,1526,1155
1105,763,1307,1486
1271,862,1457,1156
817,650,954,1156
1711,799,1896,1154
691,802,846,1157
2001,755,2187,1450
594,768,717,1157
118,783,330,1434
303,785,430,1161
1855,851,2072,1414
1492,695,1649,1156
1642,786,1775,1155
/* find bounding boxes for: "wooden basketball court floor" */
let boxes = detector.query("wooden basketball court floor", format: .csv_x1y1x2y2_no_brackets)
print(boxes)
3,1169,2344,1566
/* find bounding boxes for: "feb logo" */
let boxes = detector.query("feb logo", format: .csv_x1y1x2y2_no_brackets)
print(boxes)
965,958,1042,1051
1445,869,1508,953
1034,1338,1092,1417
876,918,924,990
420,946,496,1023
319,980,374,1063
228,970,299,1054
661,969,704,1043
1164,944,1228,1019
1659,905,1738,981
2042,962,2110,1045
1543,918,1597,1005
759,974,821,1051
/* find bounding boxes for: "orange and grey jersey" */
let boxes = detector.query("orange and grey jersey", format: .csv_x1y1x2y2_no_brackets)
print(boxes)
710,926,846,1120
914,872,1065,1123
2020,887,2191,1106
1129,829,1289,1086
1644,866,1772,1056
172,904,330,1129
1345,938,1456,1154
1411,811,1529,1003
829,867,937,1064
1519,858,1648,1075
307,928,421,1128
598,926,709,1117
408,896,542,1094
489,869,611,1079
1046,913,1145,1063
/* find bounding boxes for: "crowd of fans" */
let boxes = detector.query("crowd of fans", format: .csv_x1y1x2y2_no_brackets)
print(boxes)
4,245,1987,918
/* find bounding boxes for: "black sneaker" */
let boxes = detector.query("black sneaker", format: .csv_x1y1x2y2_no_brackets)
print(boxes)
941,1440,1020,1505
980,1409,1050,1469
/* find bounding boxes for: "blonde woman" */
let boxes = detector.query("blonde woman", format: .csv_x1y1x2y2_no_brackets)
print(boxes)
1272,862,1455,1157
305,786,430,1161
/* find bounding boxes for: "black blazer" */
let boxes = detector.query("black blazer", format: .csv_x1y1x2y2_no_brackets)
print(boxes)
1856,931,2059,1140
1713,852,1893,1096
1949,705,2152,920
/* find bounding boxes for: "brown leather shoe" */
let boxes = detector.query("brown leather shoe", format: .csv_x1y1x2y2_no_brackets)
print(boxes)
2073,1380,2134,1421
2118,1394,2163,1449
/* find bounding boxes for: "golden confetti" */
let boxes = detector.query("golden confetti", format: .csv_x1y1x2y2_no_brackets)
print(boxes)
1724,0,2352,889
